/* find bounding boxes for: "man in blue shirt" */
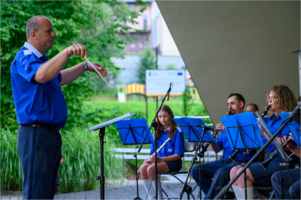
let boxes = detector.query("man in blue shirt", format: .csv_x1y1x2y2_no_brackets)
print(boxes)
11,15,107,199
191,93,254,199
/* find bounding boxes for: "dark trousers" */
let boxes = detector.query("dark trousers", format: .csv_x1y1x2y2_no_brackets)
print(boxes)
191,158,243,199
18,125,62,199
271,168,300,199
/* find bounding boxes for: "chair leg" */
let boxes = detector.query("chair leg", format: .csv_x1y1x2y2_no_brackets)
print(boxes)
162,188,169,199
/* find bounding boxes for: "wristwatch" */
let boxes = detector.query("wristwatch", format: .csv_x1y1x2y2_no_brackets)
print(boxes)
83,61,88,71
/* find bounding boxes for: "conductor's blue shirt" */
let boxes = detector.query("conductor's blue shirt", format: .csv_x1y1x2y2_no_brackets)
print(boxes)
10,42,67,128
150,128,184,157
262,113,290,152
217,130,255,160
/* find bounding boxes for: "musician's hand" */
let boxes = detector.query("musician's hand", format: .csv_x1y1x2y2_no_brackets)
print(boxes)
282,135,296,151
149,155,163,163
87,62,107,78
289,132,295,142
257,122,266,136
216,123,225,132
143,159,152,164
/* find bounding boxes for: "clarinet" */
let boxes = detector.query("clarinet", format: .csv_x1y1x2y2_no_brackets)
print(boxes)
261,105,271,118
228,105,272,162
199,110,233,158
259,138,292,170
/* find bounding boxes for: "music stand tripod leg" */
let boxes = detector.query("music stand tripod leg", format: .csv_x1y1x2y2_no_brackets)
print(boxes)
134,150,142,200
96,127,106,200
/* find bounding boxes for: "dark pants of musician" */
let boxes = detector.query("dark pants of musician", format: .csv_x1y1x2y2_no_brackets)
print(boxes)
271,168,300,199
191,158,244,199
18,125,62,199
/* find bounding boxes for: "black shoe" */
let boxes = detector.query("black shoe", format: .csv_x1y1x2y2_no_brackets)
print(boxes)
221,190,235,199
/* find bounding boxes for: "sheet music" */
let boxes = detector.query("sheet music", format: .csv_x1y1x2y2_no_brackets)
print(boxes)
89,113,135,132
255,111,291,162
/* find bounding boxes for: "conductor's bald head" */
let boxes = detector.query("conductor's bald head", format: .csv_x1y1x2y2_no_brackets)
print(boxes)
26,15,51,40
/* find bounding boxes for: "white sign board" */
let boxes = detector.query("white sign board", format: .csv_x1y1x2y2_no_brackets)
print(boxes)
145,70,186,96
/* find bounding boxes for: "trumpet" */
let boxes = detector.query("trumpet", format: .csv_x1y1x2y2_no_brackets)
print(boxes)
148,137,171,161
260,138,292,170
199,111,233,158
228,105,271,162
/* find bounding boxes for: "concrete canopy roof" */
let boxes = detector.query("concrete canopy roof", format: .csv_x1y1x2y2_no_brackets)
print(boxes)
157,1,300,124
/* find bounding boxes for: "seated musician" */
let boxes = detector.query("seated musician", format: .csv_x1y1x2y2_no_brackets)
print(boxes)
271,133,300,199
230,85,297,200
246,103,259,117
140,105,184,200
191,93,256,199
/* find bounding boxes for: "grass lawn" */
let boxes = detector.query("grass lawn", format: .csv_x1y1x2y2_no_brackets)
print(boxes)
84,98,210,125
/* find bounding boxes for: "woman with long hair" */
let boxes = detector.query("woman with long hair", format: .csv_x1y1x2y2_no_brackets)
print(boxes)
140,105,184,200
229,85,297,200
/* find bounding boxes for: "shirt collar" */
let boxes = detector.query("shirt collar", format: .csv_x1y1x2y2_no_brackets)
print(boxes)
23,42,43,58
269,113,280,120
162,127,170,132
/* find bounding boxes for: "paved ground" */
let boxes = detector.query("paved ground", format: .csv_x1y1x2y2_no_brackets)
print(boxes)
1,175,201,200
0,175,271,200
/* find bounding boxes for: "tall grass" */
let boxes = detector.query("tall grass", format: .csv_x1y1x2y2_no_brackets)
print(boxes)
1,128,22,192
1,127,123,193
59,127,123,193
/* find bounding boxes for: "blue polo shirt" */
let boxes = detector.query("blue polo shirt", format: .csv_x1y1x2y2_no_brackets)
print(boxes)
217,130,255,160
150,128,184,157
262,113,290,152
10,42,67,128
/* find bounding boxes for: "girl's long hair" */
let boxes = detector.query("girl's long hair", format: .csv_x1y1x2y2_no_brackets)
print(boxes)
154,105,177,140
267,85,297,113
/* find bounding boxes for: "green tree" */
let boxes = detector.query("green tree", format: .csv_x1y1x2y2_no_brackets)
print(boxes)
136,45,156,84
1,1,142,131
165,64,177,70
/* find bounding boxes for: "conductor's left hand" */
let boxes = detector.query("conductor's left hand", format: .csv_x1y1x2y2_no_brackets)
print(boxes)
87,62,107,78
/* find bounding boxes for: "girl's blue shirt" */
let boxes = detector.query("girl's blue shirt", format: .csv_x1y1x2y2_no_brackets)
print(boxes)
150,128,184,157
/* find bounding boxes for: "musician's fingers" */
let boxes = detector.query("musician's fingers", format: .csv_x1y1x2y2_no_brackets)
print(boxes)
289,136,295,141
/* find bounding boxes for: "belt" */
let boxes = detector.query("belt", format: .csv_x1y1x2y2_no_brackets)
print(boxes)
23,122,60,132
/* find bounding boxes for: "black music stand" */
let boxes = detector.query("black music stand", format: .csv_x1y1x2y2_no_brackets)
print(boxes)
173,117,216,200
89,113,136,200
115,118,153,200
221,112,263,199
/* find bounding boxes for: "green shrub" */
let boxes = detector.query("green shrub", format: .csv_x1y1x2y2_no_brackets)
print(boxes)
0,127,124,193
0,128,22,192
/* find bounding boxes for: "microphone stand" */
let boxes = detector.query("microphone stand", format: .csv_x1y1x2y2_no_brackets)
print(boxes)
213,104,300,200
138,83,173,200
178,126,211,200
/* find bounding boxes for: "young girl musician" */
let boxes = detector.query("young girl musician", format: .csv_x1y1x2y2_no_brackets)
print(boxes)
229,85,297,200
140,105,184,200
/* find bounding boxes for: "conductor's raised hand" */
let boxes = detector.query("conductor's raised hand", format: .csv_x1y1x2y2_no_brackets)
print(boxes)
66,43,88,58
87,62,107,78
